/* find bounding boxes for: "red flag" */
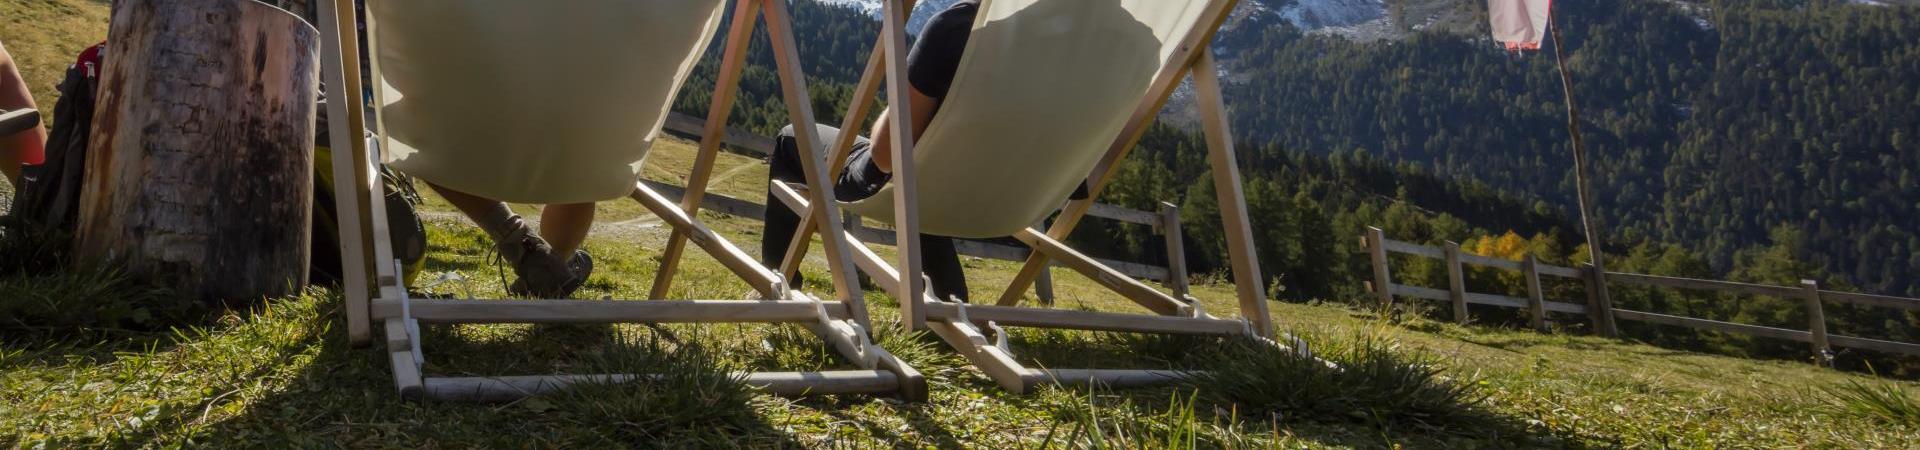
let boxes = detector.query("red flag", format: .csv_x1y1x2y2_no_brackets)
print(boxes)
1488,0,1552,51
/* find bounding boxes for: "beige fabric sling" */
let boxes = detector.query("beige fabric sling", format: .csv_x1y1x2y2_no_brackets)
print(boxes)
841,0,1211,238
369,0,726,204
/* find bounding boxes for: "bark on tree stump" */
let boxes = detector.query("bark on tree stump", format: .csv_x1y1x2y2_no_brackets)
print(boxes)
76,0,321,304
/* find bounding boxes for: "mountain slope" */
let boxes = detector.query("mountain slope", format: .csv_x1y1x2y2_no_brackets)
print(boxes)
1212,0,1920,298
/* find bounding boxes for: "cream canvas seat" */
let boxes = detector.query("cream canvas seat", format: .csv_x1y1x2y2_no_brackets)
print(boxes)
772,0,1287,394
316,0,922,402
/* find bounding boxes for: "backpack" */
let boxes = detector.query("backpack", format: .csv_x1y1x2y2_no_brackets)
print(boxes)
308,97,427,288
14,43,103,232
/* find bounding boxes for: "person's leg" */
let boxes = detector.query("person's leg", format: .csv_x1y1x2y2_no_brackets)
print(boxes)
540,203,595,258
760,125,809,269
0,41,44,190
427,182,579,297
827,129,968,301
760,124,853,268
920,235,970,303
428,182,519,235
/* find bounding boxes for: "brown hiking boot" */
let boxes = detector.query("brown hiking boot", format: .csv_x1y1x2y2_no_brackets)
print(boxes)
509,249,592,298
492,219,576,298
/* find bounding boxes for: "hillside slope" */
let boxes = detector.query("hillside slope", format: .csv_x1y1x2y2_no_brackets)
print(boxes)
6,141,1917,445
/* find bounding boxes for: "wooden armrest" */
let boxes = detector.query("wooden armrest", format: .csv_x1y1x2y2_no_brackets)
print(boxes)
0,109,40,136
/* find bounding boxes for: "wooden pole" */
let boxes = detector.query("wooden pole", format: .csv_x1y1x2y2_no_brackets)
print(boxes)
1032,220,1056,305
762,0,870,325
879,0,927,331
1548,6,1617,337
1366,227,1393,309
1444,241,1468,324
1582,263,1617,336
1524,254,1546,332
1192,52,1271,338
1033,258,1056,305
77,0,320,303
1160,202,1191,300
651,0,762,300
316,0,373,345
1802,279,1831,366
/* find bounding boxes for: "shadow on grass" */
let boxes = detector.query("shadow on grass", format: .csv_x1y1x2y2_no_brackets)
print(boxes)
945,319,1590,447
96,294,810,446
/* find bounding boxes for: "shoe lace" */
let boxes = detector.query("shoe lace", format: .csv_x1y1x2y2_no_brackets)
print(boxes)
486,246,511,295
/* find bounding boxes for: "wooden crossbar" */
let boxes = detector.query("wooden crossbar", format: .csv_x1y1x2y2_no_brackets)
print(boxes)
925,302,1242,336
0,109,39,136
629,182,784,298
423,370,902,402
1014,228,1189,316
371,299,854,324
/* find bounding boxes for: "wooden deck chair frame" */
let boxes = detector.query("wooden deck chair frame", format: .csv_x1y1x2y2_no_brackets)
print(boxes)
0,109,38,137
772,0,1283,394
315,0,925,402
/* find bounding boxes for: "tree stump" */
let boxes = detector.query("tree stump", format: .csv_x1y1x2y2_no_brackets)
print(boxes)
76,0,321,304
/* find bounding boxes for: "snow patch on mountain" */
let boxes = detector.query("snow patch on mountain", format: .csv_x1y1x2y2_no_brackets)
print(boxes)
808,0,960,34
1277,0,1386,30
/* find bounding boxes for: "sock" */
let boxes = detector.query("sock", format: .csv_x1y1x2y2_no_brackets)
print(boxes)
472,202,523,242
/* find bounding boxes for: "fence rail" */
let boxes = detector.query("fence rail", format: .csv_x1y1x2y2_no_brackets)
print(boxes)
1362,226,1920,363
645,115,1191,301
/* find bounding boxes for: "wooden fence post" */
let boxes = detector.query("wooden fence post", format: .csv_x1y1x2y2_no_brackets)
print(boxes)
1033,219,1056,305
1802,279,1831,366
1582,263,1618,337
1159,202,1190,300
1366,227,1393,309
1524,254,1546,332
1444,241,1468,324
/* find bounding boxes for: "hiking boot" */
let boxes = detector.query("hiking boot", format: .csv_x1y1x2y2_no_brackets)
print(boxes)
510,249,592,298
493,221,574,298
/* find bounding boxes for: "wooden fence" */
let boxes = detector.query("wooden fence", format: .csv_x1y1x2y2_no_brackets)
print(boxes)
653,113,1190,302
1362,226,1920,363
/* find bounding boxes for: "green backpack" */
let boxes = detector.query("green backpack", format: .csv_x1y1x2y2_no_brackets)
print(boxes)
309,142,428,289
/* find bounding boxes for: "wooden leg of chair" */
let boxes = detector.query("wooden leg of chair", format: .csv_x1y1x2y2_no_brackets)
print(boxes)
317,0,370,346
384,319,424,399
1193,53,1271,338
873,0,928,331
630,184,784,298
1014,228,1187,316
763,0,870,327
651,0,761,300
927,319,1031,394
778,210,816,282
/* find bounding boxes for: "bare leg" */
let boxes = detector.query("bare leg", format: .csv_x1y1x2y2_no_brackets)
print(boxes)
1,40,44,191
539,203,595,257
427,182,517,235
0,139,21,190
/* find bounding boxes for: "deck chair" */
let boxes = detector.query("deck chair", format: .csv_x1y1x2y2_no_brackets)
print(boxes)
0,109,37,137
314,0,924,402
771,0,1283,394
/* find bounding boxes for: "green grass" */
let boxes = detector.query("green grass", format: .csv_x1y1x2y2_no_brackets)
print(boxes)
0,0,108,127
1821,367,1920,427
6,138,1920,447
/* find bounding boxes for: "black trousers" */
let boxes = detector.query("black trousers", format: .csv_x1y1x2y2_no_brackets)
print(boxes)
761,124,970,302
